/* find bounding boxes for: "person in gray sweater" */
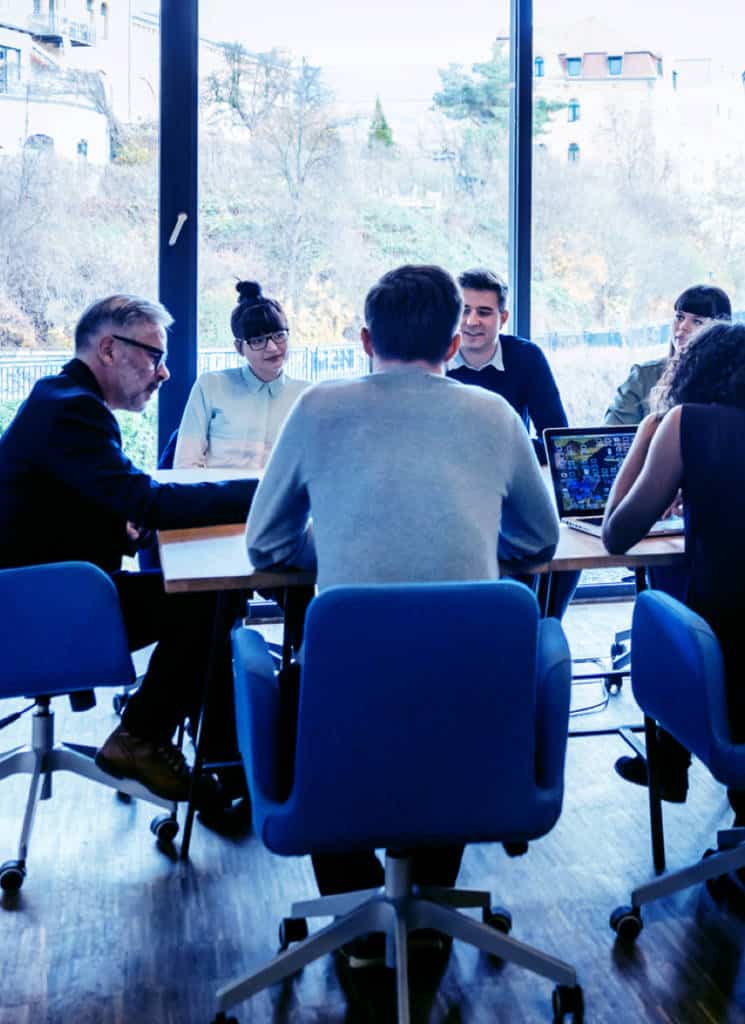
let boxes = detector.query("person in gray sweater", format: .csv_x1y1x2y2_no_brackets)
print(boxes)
247,269,558,590
244,264,559,958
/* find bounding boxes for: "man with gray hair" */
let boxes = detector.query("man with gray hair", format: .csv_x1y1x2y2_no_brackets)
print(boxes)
0,295,257,805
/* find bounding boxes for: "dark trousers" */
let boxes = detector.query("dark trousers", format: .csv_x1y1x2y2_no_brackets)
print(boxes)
312,846,464,896
113,570,238,754
509,569,581,620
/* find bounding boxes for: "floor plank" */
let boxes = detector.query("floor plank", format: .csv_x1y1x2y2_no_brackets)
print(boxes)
3,599,745,1023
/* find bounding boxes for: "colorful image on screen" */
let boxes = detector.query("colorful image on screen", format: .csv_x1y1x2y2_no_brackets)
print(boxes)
551,433,634,513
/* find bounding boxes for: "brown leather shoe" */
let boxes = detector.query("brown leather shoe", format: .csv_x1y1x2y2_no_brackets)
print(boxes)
96,724,192,802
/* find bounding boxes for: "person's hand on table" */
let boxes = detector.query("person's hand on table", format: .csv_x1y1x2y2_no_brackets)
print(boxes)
662,489,684,519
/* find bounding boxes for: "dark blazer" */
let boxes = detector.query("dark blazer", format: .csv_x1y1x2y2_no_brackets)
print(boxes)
447,334,568,463
0,359,256,572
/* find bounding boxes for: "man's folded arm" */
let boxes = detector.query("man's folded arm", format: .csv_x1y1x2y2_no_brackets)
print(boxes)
245,399,316,572
51,397,255,528
498,415,559,568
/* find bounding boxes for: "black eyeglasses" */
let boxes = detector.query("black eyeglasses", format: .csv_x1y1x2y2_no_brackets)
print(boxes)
242,329,290,351
112,333,167,370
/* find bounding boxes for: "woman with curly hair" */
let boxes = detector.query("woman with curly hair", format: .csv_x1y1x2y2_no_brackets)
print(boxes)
603,321,745,817
174,280,310,469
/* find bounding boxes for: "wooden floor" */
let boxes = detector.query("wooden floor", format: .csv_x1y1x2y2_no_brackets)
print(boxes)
3,599,745,1024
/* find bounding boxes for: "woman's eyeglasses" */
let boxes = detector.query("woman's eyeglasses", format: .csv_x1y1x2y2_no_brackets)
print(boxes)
243,330,289,351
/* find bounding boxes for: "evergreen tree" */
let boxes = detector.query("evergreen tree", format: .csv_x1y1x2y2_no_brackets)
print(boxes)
368,96,394,148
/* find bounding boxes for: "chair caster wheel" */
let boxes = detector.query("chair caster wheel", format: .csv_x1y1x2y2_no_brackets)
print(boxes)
604,674,623,696
112,693,128,715
609,905,643,943
0,859,26,893
150,814,179,843
210,1013,239,1024
278,916,308,951
552,983,584,1022
483,905,512,934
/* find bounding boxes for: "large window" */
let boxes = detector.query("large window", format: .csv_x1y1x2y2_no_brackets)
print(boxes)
0,2,160,465
533,1,745,425
197,0,511,384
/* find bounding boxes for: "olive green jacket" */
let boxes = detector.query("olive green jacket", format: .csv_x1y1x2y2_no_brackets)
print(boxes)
603,357,667,425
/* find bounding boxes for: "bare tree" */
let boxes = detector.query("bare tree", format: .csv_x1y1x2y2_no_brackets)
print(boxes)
202,44,292,135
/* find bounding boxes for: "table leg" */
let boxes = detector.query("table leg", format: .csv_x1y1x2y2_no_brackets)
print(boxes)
180,590,237,861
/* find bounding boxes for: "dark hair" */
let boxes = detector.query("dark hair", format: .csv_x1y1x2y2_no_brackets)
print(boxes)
674,284,731,321
457,268,509,312
230,280,287,342
74,295,172,351
363,265,462,363
656,322,745,412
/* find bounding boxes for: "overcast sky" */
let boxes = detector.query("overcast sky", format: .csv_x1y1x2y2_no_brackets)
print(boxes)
135,2,743,132
190,1,744,67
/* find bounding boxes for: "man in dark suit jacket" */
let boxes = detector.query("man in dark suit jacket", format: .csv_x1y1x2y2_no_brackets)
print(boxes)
0,295,257,804
447,268,577,620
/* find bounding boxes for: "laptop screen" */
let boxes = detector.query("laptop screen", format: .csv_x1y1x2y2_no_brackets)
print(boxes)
543,426,637,519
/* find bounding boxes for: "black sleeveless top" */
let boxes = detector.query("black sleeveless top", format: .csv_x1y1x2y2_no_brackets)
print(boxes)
681,403,745,736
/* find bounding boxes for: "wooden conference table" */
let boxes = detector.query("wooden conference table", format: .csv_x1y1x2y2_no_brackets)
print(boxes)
156,466,686,857
158,518,686,593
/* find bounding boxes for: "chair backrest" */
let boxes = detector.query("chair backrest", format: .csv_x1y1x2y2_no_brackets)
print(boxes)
259,579,571,855
0,561,135,699
632,589,745,786
158,429,179,471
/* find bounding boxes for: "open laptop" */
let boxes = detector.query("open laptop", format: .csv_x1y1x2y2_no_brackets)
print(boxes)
543,425,684,539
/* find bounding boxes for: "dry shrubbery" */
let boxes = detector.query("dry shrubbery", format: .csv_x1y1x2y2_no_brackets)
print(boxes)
550,343,665,424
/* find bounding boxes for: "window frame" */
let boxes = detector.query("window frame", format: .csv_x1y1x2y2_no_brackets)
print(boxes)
158,0,535,438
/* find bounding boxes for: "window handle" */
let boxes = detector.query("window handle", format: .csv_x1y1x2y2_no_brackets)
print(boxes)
168,212,188,246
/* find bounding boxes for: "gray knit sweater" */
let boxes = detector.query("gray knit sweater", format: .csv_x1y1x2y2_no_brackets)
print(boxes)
246,368,559,591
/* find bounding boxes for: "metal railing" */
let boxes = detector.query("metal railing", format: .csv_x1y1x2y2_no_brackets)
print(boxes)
26,13,94,45
0,345,370,402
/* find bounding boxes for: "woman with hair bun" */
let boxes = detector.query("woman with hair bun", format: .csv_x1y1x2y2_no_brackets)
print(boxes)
174,280,310,469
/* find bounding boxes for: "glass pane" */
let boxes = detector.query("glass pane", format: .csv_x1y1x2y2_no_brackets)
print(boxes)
195,0,510,467
532,1,743,425
0,1,160,466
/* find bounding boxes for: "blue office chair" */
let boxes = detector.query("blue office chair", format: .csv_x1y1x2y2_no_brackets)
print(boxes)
610,591,745,942
0,562,178,894
213,580,582,1024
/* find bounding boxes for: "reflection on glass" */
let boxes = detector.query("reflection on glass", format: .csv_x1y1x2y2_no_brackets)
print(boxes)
0,1,160,464
532,0,744,424
197,1,511,383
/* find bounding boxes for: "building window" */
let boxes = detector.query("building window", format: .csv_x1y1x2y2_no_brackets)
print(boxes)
566,57,582,78
77,139,89,158
0,46,21,94
568,98,580,122
534,56,544,78
607,55,623,76
25,134,55,152
673,70,678,90
568,142,580,163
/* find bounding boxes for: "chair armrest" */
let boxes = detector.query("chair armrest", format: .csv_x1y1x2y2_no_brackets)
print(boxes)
535,617,572,789
231,624,286,804
632,591,732,773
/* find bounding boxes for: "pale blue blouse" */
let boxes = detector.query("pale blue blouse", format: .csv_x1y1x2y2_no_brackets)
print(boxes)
174,364,311,469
